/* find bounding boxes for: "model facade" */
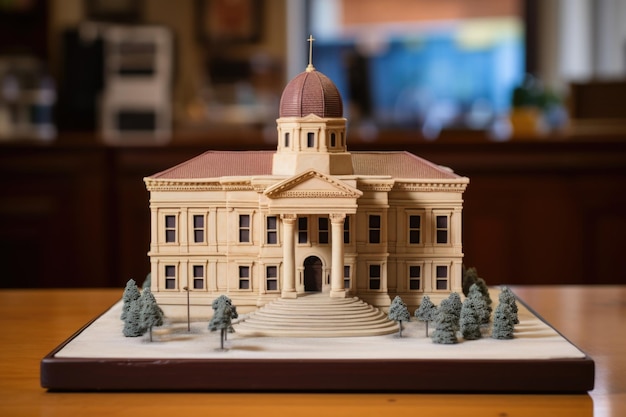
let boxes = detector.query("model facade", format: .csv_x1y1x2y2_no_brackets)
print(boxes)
145,60,469,318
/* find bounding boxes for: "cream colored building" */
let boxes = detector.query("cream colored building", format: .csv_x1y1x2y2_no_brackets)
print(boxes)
145,64,469,318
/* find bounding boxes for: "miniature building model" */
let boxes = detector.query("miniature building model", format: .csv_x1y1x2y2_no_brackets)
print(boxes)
145,52,469,318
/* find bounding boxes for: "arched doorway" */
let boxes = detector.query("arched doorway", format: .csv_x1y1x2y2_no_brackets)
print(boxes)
304,256,323,292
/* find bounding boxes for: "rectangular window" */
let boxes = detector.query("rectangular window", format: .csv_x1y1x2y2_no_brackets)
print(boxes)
318,217,329,244
298,217,308,244
330,132,336,147
239,266,250,290
165,265,176,289
165,215,176,243
343,265,351,289
193,215,204,243
239,214,250,243
409,265,421,290
266,216,278,244
193,265,204,289
343,215,350,244
284,132,290,147
369,215,381,244
369,264,381,290
266,265,278,291
436,265,449,290
307,132,315,147
409,215,421,244
436,215,449,244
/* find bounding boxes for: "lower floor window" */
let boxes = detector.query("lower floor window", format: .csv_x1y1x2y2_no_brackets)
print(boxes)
436,265,449,290
193,265,204,290
409,265,421,290
165,265,176,289
343,265,351,289
266,265,278,291
369,264,381,290
239,266,250,290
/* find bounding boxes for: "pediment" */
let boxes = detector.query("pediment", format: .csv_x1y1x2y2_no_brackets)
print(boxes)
264,169,362,199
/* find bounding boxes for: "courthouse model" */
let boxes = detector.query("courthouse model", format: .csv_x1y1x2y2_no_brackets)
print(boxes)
144,45,469,318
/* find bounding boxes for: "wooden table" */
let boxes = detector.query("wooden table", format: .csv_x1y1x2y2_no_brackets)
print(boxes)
0,286,624,417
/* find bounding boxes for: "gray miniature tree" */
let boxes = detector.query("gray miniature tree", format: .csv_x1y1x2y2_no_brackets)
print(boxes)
475,277,493,312
499,286,519,324
462,265,479,297
492,302,515,340
121,278,141,321
468,283,491,324
140,287,164,342
460,296,481,340
123,297,146,337
448,292,463,331
209,299,234,350
142,272,151,290
431,298,458,344
388,295,411,337
212,295,238,339
414,295,438,337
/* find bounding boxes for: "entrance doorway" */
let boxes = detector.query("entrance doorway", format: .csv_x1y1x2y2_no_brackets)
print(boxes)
304,256,323,292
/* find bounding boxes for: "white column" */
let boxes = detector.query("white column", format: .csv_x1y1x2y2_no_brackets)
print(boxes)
330,213,346,298
281,214,297,298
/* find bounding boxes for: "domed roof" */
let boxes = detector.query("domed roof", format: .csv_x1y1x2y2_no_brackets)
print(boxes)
279,69,343,118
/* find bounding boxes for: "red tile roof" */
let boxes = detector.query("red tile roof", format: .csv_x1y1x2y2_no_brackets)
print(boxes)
149,151,461,180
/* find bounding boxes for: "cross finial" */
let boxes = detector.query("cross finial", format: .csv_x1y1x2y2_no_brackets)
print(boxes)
306,35,315,72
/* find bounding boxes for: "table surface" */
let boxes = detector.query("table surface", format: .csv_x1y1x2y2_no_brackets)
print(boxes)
0,286,624,417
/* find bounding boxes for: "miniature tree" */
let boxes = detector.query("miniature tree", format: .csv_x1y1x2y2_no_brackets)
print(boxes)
414,295,438,337
448,292,463,331
142,272,151,290
140,287,164,342
388,296,411,337
212,295,238,339
492,302,515,340
499,286,519,324
123,297,146,337
474,277,493,311
468,283,491,324
121,279,141,321
209,299,235,350
460,296,481,340
462,265,479,297
431,298,458,344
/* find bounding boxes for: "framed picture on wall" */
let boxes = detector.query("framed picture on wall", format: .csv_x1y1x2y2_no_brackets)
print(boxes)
197,0,262,44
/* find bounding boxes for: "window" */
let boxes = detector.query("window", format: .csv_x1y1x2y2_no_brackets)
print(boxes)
266,265,278,291
369,264,381,290
330,132,336,147
436,265,449,290
193,265,204,289
165,265,176,289
239,214,250,243
341,132,344,146
409,265,421,290
343,215,350,244
284,132,290,147
165,215,176,243
343,265,351,289
193,215,204,243
239,266,250,290
307,132,315,147
408,215,421,244
266,216,278,244
436,215,449,244
318,217,329,244
369,215,381,244
298,217,308,244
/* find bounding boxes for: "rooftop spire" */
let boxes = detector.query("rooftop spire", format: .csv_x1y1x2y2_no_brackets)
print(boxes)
306,35,315,72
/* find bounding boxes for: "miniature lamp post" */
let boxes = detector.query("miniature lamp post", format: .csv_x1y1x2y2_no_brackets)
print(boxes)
183,286,190,331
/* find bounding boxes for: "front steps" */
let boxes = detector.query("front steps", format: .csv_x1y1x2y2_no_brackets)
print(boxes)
235,293,398,337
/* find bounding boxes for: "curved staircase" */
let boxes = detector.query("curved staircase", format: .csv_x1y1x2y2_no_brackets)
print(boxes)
235,294,398,337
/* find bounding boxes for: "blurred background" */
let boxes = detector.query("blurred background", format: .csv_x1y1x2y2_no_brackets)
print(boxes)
0,0,625,288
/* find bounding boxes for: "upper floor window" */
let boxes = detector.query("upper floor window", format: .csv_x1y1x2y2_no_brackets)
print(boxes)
436,215,449,244
369,264,381,290
266,216,278,244
165,265,177,289
409,265,421,290
298,217,308,244
239,214,250,243
284,132,290,147
307,132,315,148
436,265,449,290
193,215,204,243
193,265,204,289
318,217,329,244
165,215,176,243
330,132,336,147
369,214,381,244
239,266,250,290
343,215,351,244
409,215,421,244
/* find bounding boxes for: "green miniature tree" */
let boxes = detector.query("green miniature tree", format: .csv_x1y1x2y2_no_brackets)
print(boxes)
462,265,479,297
499,286,519,324
460,296,481,340
388,296,411,337
142,272,151,290
123,297,146,337
414,295,438,337
492,302,515,340
474,277,493,312
431,298,458,344
209,299,234,350
448,292,463,331
121,279,141,321
212,295,238,339
468,283,491,324
140,288,164,342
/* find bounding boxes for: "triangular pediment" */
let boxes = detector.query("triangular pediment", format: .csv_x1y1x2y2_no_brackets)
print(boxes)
264,169,362,199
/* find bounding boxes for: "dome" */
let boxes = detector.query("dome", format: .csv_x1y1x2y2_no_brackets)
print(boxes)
279,69,343,118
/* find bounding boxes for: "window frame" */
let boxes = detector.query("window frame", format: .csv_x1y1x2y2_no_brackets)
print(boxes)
265,265,279,292
408,263,423,291
164,264,177,290
368,264,382,290
192,264,205,290
298,216,308,244
266,215,278,245
368,214,381,244
407,213,422,245
164,214,177,243
435,264,449,291
238,213,251,244
238,265,251,290
318,216,329,245
435,213,450,245
192,213,205,244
